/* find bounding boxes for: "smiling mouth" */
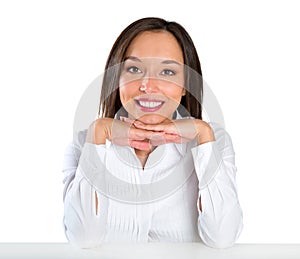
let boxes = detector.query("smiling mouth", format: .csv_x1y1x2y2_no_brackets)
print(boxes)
134,99,165,111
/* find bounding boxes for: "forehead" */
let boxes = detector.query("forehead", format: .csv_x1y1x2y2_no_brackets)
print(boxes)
125,31,184,63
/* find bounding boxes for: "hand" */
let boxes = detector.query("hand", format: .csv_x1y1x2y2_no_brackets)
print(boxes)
86,118,165,151
120,117,215,146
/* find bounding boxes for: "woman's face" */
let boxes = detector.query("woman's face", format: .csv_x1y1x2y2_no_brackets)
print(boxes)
119,31,185,124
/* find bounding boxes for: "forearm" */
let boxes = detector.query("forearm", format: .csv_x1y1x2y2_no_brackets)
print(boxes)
195,120,216,145
86,119,110,145
197,163,243,248
192,123,243,248
63,142,108,248
64,167,106,248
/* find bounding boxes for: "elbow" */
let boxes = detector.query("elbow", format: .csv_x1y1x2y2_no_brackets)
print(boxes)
202,239,237,249
63,210,104,249
64,223,104,249
63,189,105,248
199,226,242,249
199,206,243,249
66,233,101,249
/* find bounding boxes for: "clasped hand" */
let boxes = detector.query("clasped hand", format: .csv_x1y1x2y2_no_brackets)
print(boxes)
87,117,215,151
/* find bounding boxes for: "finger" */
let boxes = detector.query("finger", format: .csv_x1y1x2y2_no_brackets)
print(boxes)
134,121,170,133
150,137,181,146
129,128,165,140
149,134,181,146
148,134,167,146
119,116,126,122
120,116,135,124
164,134,191,144
129,140,152,151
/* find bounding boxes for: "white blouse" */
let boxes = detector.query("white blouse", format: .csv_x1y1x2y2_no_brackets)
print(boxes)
62,119,243,248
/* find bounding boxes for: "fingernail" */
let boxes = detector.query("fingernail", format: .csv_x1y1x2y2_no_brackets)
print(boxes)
120,116,129,122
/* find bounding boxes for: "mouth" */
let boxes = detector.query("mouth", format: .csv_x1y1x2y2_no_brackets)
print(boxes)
134,98,165,112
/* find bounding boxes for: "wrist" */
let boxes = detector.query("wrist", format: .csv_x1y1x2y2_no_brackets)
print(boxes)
195,120,215,145
86,118,110,145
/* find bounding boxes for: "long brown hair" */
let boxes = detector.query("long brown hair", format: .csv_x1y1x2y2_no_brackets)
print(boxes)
99,17,203,119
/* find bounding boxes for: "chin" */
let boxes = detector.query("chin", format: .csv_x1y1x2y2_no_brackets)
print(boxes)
137,114,170,125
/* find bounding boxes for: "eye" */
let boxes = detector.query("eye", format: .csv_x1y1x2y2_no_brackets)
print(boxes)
127,66,142,74
160,69,176,76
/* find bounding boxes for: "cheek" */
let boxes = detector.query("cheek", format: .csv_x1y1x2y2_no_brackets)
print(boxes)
119,83,139,103
119,88,128,105
163,87,184,102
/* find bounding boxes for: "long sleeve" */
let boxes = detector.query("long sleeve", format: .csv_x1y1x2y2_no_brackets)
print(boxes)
62,123,243,248
191,122,243,248
62,131,107,248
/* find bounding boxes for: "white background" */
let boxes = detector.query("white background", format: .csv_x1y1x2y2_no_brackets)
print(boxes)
0,0,299,243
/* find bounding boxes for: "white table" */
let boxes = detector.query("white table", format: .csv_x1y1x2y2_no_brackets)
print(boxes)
1,242,300,259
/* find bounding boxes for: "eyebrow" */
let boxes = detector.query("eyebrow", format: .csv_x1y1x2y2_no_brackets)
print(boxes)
161,60,182,66
124,56,182,66
124,56,142,62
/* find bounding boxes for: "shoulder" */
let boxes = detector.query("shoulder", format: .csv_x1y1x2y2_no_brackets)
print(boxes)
207,121,234,151
63,129,88,161
74,129,88,149
208,121,227,135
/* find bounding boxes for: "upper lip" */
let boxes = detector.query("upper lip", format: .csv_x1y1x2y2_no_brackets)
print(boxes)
135,98,164,102
134,95,166,103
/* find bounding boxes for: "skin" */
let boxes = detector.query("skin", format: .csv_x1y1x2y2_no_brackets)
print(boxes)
88,30,215,159
119,30,186,125
88,31,216,212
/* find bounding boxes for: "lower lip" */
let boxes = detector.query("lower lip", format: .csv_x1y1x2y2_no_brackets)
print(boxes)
134,100,164,112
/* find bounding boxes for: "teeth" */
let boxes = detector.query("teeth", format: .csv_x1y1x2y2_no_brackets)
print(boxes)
138,100,163,108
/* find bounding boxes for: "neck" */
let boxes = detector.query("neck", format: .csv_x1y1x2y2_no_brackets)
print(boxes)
135,147,154,157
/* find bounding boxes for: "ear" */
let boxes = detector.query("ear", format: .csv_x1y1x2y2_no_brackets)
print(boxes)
182,88,186,96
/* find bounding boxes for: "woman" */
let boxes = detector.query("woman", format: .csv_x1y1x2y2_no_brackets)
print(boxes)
62,17,243,248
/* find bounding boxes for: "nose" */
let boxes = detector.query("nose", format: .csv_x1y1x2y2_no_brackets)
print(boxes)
141,77,158,93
